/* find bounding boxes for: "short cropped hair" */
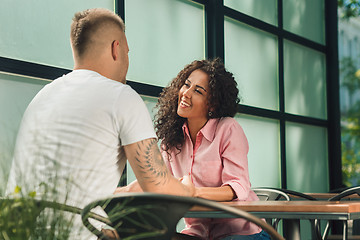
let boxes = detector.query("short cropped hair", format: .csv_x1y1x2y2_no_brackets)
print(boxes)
70,8,125,58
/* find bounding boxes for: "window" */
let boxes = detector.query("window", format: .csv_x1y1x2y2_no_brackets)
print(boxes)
0,0,340,193
222,0,338,192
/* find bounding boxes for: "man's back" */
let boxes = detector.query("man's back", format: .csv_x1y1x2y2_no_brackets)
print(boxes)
6,69,156,207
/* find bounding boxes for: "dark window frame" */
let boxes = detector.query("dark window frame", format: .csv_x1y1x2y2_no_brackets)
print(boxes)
0,0,341,190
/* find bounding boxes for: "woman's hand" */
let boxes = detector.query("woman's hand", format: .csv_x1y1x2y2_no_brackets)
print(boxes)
180,175,196,197
193,185,236,201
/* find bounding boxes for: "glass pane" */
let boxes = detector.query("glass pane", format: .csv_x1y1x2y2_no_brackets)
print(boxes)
235,114,281,187
225,18,278,110
141,95,158,121
126,95,159,185
126,0,205,87
0,0,115,69
224,0,277,26
286,122,329,192
126,163,137,185
0,73,48,193
283,0,325,44
284,40,327,119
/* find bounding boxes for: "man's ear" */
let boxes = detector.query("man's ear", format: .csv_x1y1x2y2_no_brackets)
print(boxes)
111,40,119,61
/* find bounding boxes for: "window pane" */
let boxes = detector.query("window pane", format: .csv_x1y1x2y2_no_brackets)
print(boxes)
284,40,327,119
126,95,159,185
286,122,329,192
235,114,281,187
141,95,158,121
125,0,205,87
283,0,325,44
225,18,278,110
224,0,277,26
0,0,114,69
0,73,47,193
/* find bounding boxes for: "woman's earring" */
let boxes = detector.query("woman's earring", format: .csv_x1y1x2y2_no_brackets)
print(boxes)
208,111,213,117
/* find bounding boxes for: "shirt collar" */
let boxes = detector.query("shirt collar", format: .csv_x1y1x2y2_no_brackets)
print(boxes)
182,118,219,142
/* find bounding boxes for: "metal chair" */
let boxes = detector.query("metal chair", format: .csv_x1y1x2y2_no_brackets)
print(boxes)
323,186,360,240
252,187,322,240
252,187,290,201
253,187,318,201
81,192,284,240
252,187,290,231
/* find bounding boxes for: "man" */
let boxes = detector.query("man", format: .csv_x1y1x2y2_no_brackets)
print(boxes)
6,8,194,239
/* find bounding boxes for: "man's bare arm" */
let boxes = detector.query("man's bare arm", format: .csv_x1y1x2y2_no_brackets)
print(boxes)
123,138,195,196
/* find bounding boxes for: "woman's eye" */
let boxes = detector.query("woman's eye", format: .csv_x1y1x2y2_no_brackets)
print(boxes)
195,89,203,95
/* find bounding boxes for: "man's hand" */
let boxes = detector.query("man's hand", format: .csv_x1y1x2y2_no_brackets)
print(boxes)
114,180,143,194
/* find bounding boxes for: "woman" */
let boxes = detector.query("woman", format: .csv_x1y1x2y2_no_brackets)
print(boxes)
154,58,270,240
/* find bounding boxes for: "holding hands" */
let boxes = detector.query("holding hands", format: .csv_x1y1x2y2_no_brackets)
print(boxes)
114,175,195,196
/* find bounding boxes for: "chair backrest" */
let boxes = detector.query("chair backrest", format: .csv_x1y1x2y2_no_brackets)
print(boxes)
328,186,360,201
253,187,318,201
81,192,285,240
252,188,290,201
329,185,351,193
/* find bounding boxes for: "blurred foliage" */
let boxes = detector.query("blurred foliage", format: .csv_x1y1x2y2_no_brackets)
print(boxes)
0,197,39,240
340,57,360,186
0,186,74,240
338,0,360,19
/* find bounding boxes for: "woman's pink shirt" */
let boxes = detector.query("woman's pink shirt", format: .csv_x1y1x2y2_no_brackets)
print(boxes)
161,117,262,240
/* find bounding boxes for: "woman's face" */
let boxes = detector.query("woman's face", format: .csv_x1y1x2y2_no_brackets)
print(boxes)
177,69,210,123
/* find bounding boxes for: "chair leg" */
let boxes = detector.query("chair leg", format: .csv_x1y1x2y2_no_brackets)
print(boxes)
323,222,330,240
310,219,322,240
343,221,348,240
322,221,350,240
347,220,353,236
272,218,280,230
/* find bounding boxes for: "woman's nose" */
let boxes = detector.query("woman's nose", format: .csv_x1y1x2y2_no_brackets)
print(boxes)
183,88,192,98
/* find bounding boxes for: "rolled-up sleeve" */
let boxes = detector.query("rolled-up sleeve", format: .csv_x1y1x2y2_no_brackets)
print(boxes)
161,148,174,175
220,121,253,201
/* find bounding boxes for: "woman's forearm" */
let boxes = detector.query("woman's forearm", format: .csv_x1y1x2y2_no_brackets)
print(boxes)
194,185,236,202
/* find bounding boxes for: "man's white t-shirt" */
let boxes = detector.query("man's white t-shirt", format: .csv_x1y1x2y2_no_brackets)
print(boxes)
6,69,157,238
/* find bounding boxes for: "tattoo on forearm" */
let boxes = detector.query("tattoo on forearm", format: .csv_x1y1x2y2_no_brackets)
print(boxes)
135,139,168,186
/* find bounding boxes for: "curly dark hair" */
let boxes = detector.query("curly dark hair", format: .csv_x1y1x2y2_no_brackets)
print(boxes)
154,58,240,154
